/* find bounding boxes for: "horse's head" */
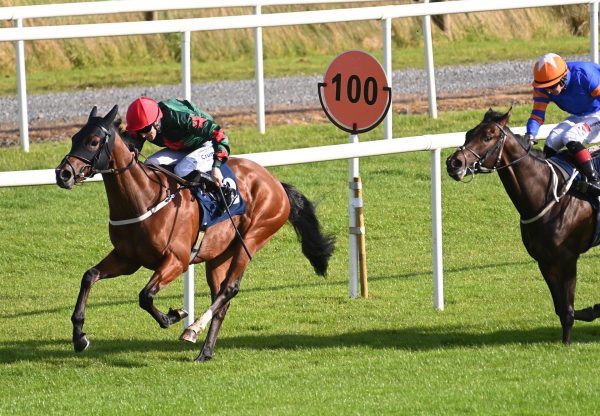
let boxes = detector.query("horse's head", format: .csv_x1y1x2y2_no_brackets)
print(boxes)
446,107,521,181
55,105,119,189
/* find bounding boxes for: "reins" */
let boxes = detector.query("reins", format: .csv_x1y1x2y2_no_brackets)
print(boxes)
457,120,576,225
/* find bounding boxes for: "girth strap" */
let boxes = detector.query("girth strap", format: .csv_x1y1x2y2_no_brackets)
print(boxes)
109,193,177,226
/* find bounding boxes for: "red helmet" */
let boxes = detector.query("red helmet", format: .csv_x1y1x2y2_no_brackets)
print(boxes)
126,96,163,133
532,53,568,88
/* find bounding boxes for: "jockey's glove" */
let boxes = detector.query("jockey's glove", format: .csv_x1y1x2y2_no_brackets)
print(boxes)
524,133,537,145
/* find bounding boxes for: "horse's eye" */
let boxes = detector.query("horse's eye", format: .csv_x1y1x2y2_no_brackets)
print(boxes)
90,138,100,147
482,134,493,142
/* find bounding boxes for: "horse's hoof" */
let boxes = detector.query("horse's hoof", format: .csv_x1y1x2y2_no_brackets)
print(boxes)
73,335,90,353
179,328,198,344
194,353,212,362
168,307,189,321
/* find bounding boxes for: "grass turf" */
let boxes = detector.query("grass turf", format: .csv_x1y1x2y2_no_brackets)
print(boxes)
3,105,600,414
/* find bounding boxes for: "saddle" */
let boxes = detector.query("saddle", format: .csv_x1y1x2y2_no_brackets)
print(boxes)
548,147,600,199
548,147,600,250
145,162,245,228
184,170,237,212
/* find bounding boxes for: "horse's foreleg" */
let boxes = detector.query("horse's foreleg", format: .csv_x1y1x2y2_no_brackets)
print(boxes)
72,251,140,352
560,276,577,344
71,267,101,353
195,301,232,362
139,254,188,329
538,259,577,344
180,276,242,345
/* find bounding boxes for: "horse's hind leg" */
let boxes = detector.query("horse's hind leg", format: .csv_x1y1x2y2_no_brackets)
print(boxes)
71,250,140,352
138,253,189,329
574,304,600,321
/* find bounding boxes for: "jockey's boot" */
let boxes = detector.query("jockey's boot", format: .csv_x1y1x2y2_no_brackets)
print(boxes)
577,160,600,196
182,170,211,189
567,142,600,197
543,145,557,158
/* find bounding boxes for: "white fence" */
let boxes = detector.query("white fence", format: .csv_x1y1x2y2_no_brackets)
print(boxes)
0,124,558,322
1,0,598,151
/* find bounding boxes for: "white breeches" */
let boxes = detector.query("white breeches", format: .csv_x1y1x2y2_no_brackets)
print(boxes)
145,141,214,177
545,111,600,151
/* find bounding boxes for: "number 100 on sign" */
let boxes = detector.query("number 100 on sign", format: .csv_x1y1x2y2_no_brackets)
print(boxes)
319,50,391,134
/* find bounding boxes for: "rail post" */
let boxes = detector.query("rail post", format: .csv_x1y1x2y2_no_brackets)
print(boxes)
181,31,191,100
254,5,266,134
423,0,438,119
15,18,29,152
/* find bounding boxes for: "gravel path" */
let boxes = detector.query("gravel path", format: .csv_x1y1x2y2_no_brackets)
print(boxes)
0,54,588,140
0,58,539,125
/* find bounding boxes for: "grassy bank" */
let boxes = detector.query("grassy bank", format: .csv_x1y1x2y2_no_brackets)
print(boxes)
0,1,592,94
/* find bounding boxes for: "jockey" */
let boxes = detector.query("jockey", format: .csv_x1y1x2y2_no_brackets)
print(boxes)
126,96,230,188
525,53,600,192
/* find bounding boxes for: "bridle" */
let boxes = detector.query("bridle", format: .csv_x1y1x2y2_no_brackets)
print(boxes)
455,120,576,225
57,123,135,181
457,122,532,176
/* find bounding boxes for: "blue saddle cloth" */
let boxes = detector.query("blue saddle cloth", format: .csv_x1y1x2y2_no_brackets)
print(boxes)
192,164,246,230
549,152,600,249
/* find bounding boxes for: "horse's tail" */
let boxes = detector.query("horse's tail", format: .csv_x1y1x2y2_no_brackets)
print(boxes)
281,182,336,276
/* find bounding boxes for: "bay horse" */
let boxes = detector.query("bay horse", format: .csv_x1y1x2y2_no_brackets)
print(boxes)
55,105,335,361
446,108,600,345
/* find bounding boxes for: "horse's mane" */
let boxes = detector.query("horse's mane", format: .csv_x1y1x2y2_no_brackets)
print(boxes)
114,116,145,153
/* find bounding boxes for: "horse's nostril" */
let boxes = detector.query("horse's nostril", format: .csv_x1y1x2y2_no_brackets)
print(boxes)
446,157,461,170
60,169,72,180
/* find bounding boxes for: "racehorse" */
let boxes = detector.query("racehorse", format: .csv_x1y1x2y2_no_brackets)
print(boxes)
55,105,336,361
446,107,600,345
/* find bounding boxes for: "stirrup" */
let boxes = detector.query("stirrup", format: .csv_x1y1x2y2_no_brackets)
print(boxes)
183,171,214,189
576,180,600,197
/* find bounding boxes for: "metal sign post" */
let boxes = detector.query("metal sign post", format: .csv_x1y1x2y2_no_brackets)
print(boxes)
319,50,391,299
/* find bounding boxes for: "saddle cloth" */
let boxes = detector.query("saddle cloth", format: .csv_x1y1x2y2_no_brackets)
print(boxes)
548,150,600,249
188,163,246,263
192,163,246,230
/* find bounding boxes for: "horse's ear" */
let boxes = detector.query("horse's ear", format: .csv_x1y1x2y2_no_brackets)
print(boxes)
500,106,513,126
88,106,98,120
103,105,119,126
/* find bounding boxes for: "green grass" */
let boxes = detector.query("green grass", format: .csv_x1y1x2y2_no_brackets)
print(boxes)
3,105,600,415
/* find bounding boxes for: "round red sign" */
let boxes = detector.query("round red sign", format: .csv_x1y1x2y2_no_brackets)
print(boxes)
318,50,391,134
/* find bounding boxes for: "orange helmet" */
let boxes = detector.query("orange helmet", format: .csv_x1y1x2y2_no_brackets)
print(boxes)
126,96,163,133
532,53,568,88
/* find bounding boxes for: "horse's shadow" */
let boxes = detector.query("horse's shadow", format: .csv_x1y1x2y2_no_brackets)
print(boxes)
2,325,600,365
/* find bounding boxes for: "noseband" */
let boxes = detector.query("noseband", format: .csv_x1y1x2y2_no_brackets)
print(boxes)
458,122,531,175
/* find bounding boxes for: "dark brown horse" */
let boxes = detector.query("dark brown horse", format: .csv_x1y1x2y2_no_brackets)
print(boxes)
446,108,600,344
55,105,335,361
